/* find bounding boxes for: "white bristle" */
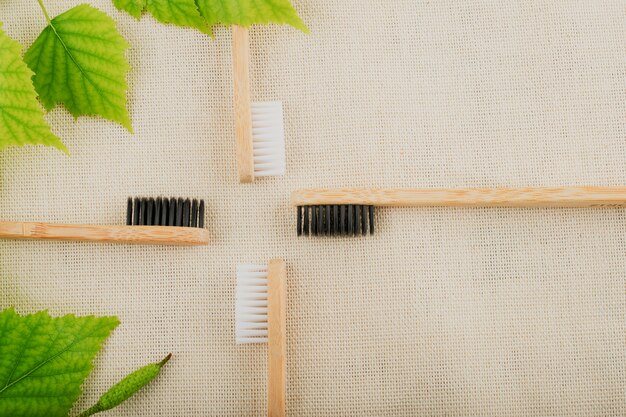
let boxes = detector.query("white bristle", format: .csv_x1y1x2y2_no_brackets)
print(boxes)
236,264,269,344
251,101,286,177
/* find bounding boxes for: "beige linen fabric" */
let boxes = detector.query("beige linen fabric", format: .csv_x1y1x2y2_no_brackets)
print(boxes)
0,1,625,416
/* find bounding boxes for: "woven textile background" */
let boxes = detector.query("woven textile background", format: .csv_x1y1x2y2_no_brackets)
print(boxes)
0,1,625,416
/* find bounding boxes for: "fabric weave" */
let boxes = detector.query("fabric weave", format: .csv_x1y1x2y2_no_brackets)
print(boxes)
0,1,624,415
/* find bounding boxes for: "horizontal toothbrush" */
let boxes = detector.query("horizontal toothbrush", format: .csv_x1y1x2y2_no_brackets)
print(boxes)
236,260,287,417
291,186,626,236
0,197,208,246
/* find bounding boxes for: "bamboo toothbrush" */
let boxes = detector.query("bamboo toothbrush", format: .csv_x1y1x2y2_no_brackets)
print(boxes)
291,186,626,236
232,26,286,183
0,197,208,245
236,260,287,417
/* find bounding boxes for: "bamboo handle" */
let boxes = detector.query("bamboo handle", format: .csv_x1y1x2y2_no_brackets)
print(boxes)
267,259,286,417
0,222,209,246
232,25,254,183
291,187,626,208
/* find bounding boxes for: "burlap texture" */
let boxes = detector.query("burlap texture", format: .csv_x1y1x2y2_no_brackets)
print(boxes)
0,1,624,415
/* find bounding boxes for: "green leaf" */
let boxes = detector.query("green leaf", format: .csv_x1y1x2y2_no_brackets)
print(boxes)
0,24,66,152
0,308,119,417
112,0,147,19
113,0,212,35
76,354,171,417
24,4,133,132
197,0,308,32
145,0,213,35
113,0,307,33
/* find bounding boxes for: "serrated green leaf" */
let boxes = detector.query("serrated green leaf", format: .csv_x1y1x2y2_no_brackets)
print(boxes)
114,0,212,34
112,0,147,19
113,0,307,33
0,308,119,417
24,5,133,131
145,0,213,35
197,0,308,32
0,24,66,152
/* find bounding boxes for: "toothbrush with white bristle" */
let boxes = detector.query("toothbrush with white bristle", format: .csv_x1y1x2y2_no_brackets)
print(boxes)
232,27,286,183
236,260,287,417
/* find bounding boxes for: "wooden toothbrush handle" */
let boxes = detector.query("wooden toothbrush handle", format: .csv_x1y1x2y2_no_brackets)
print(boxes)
232,25,255,183
268,259,286,417
291,187,626,208
0,222,209,246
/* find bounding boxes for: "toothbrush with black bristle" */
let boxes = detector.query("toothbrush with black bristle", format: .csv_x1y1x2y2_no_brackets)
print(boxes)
0,197,208,245
291,187,626,236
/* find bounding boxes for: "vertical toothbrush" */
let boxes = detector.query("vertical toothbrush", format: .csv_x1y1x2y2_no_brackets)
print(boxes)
232,27,286,183
236,260,287,417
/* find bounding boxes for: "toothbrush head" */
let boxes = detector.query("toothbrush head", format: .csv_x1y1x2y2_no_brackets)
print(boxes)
296,205,375,236
126,197,205,228
235,264,269,344
251,101,286,177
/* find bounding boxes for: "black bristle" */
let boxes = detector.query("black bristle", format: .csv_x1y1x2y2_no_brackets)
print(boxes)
126,197,205,228
126,198,133,226
176,198,184,227
168,198,176,226
182,199,191,227
160,198,168,226
311,206,318,236
326,205,331,235
303,206,310,235
361,205,367,235
154,197,162,226
198,200,205,229
316,206,323,235
140,198,148,225
133,198,141,225
191,199,198,227
311,206,316,236
297,204,375,237
146,198,154,226
347,205,354,235
297,206,302,236
129,196,207,228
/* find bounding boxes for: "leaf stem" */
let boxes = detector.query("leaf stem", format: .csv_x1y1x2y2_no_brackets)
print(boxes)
35,0,52,24
159,353,172,366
